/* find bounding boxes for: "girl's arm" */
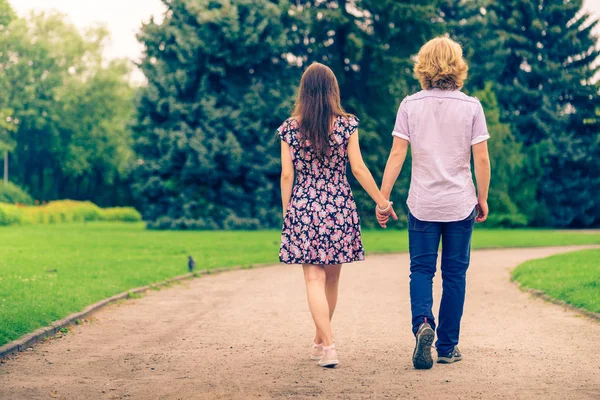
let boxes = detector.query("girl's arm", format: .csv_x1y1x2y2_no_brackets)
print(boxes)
347,130,398,224
280,141,294,217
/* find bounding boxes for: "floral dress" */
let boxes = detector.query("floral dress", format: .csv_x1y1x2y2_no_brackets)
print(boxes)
278,115,364,265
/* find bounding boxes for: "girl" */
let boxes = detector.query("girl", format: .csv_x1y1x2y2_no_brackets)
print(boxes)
377,37,492,369
277,62,396,368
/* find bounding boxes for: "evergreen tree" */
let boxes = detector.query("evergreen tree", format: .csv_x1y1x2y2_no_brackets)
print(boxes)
285,0,443,227
134,0,296,229
472,84,529,226
441,0,497,89
486,0,599,226
443,1,535,225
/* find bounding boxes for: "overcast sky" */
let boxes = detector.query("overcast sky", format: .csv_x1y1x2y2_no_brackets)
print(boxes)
10,0,600,83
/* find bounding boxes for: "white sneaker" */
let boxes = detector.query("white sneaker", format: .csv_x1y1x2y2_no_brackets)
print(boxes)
318,344,339,368
310,343,323,361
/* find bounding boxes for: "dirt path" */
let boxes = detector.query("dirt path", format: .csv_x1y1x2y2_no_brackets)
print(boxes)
1,247,599,400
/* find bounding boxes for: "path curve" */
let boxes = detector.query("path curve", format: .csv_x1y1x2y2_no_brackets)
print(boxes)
1,247,599,399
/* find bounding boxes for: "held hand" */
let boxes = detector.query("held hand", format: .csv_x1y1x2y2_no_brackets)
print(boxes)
475,199,488,223
376,209,389,228
376,202,398,228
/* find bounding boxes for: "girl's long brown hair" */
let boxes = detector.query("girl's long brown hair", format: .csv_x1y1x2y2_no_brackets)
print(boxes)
292,62,350,159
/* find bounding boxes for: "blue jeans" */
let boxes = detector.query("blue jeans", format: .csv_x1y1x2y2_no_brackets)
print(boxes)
408,209,475,355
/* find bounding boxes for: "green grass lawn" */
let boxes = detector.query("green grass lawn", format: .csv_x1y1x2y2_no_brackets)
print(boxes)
512,249,600,314
1,223,599,346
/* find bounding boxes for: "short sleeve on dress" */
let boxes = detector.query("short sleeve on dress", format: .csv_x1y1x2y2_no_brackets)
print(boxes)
277,119,294,145
392,99,410,142
343,116,360,140
471,101,490,145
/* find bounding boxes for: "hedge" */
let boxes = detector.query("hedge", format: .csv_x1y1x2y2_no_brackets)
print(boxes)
0,200,142,226
0,182,34,205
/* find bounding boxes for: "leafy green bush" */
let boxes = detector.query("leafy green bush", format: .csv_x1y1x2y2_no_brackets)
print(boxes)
0,182,34,205
0,200,141,226
485,213,528,228
101,207,142,222
0,204,22,226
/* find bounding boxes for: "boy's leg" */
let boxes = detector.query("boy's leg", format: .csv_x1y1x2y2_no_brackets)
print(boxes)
408,212,442,334
436,211,475,356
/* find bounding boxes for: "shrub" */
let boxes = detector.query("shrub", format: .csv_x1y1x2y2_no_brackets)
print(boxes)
0,203,23,226
147,217,218,230
485,212,528,228
0,182,34,205
101,207,142,222
0,200,141,226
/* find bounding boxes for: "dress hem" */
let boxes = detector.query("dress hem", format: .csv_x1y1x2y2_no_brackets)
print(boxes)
279,256,365,266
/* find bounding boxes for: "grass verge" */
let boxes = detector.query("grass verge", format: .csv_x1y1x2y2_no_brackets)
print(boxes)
512,249,600,315
1,223,599,346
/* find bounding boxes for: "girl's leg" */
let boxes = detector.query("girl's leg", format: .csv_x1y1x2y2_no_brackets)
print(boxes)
303,264,333,346
313,264,342,344
325,264,342,319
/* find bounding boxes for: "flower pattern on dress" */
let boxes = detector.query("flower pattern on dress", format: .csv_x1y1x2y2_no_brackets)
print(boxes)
278,115,364,265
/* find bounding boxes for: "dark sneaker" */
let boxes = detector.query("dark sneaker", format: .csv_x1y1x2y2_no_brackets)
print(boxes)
412,320,435,369
437,346,462,364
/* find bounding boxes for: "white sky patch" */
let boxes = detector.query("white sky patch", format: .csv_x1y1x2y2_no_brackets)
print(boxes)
11,0,166,84
9,0,600,85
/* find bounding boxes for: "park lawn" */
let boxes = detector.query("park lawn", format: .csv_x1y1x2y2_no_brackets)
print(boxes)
512,249,600,314
1,223,600,346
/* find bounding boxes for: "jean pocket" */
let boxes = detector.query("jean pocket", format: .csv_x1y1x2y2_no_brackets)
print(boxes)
408,212,433,232
460,208,477,232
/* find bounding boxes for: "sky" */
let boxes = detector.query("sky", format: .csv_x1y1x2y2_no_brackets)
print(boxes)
10,0,600,83
11,0,167,83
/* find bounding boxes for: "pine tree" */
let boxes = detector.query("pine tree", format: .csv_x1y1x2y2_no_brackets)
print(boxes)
472,84,529,226
134,0,296,229
284,0,443,227
486,0,600,226
441,0,498,89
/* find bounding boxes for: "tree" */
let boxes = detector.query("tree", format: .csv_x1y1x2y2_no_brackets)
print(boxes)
485,0,600,226
441,0,497,90
0,0,16,183
284,0,443,227
472,84,529,226
0,0,14,28
0,10,135,204
134,0,296,229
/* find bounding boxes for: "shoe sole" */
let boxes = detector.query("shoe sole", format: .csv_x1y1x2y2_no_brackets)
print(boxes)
437,356,462,364
318,360,339,368
412,326,435,369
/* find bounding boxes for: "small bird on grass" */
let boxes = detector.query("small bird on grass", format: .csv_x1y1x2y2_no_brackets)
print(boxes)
188,256,196,272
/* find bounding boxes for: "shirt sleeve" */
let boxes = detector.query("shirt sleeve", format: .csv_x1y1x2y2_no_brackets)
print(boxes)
392,99,410,142
471,101,490,145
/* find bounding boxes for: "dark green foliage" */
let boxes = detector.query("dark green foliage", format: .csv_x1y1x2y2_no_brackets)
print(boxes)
484,0,600,226
441,0,498,90
0,182,33,205
134,0,444,229
445,0,600,227
278,0,443,228
134,0,297,229
471,84,528,227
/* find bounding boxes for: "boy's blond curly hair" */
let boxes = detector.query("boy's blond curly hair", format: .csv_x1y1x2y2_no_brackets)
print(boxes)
414,37,468,91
